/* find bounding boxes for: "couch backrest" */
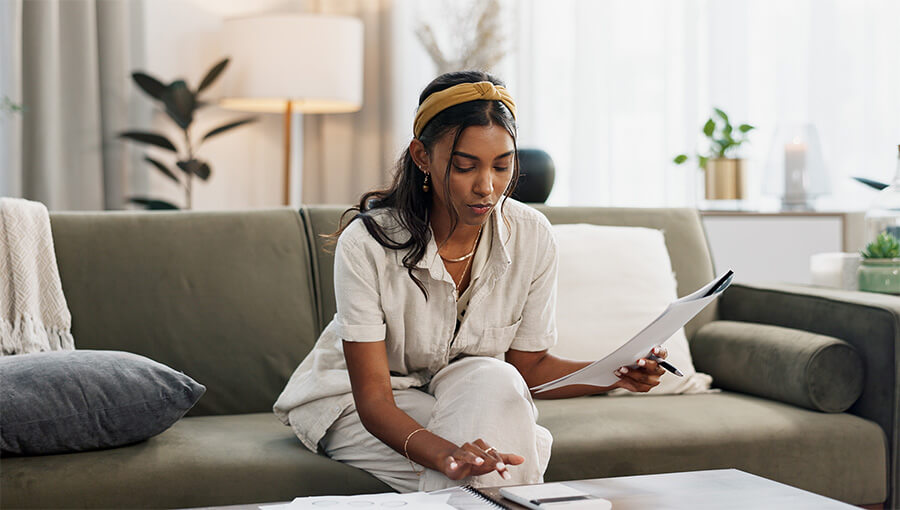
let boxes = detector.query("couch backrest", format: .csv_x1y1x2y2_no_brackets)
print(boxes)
50,209,319,416
303,204,717,341
49,205,715,416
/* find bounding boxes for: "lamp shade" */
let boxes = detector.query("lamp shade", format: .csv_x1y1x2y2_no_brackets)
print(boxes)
219,14,363,113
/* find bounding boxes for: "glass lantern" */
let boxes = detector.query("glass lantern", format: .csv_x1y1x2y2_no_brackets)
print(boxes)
864,145,900,243
763,123,830,210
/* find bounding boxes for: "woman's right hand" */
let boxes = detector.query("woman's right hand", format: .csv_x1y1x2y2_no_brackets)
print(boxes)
440,439,525,481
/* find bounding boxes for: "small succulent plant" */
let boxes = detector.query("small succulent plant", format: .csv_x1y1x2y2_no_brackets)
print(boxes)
862,232,900,259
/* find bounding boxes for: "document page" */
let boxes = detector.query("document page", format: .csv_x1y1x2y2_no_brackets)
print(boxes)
530,270,733,393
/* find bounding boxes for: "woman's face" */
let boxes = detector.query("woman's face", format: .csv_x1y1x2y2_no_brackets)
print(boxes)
418,124,516,228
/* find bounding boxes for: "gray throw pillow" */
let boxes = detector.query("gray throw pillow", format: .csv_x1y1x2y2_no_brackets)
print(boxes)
0,349,205,456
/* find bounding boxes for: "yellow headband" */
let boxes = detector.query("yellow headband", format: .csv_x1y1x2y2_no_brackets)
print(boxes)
413,81,517,138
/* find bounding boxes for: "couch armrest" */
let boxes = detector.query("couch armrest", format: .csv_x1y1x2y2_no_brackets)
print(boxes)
692,320,864,412
717,283,899,507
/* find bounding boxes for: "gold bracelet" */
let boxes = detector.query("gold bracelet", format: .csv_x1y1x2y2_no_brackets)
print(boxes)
403,427,427,476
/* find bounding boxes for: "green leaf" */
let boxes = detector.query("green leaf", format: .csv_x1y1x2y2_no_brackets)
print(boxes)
160,80,195,129
703,118,716,137
196,162,211,180
131,72,167,100
723,124,733,136
713,108,729,122
699,156,709,169
715,139,731,157
201,117,257,142
143,156,180,183
197,58,230,94
853,176,889,190
673,154,689,165
738,124,755,133
128,197,180,210
119,131,178,152
177,159,212,180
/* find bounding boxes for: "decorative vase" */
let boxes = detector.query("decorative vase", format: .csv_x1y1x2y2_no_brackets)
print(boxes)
704,158,745,200
858,258,900,295
512,148,556,203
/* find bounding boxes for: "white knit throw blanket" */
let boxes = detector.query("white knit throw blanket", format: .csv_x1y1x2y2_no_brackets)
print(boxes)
0,198,75,355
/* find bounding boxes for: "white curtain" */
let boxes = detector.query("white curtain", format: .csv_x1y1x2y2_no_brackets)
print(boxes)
299,0,399,205
0,0,146,211
399,0,900,209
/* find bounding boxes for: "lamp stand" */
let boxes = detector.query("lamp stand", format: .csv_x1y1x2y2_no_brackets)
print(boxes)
283,100,293,206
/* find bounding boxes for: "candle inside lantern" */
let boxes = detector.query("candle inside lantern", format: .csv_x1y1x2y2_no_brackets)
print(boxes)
784,138,808,204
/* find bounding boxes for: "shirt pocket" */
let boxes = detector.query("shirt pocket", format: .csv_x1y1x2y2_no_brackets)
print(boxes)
469,316,523,355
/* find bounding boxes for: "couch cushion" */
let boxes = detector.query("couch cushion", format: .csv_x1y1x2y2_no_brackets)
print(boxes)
0,413,391,509
49,209,319,415
533,206,715,340
0,350,205,456
691,321,864,412
301,205,352,335
537,391,887,505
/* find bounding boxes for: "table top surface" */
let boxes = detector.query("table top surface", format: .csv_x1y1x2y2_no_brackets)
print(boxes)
184,468,857,510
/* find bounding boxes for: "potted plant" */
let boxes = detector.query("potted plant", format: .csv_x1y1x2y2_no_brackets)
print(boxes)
119,58,256,210
674,108,754,200
858,232,900,295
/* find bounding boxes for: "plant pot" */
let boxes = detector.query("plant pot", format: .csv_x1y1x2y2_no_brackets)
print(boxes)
512,148,556,203
704,158,745,200
858,258,900,295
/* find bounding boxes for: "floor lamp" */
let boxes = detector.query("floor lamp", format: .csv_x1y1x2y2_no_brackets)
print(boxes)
220,14,363,205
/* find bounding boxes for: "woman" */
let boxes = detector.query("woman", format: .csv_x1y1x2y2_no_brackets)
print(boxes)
273,71,668,492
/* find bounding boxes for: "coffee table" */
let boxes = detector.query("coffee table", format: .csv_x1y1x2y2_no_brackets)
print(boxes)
184,468,860,509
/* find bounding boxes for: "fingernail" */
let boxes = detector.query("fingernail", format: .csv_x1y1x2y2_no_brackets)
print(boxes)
614,370,621,377
450,461,458,470
503,471,511,480
621,367,629,374
475,457,484,465
638,359,646,367
653,346,661,354
496,462,506,470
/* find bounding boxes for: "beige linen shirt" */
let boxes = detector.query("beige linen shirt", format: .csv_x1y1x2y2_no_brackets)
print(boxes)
273,198,558,452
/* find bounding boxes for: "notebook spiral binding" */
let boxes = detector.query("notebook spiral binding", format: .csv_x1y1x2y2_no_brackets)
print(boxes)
460,485,513,509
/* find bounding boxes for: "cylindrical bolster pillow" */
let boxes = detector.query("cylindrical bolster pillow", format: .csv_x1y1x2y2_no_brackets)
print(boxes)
691,321,864,413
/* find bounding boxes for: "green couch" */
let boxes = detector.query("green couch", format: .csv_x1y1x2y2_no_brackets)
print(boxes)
1,206,896,509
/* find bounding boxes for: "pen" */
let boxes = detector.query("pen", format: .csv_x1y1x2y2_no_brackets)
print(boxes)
702,269,734,298
649,352,684,377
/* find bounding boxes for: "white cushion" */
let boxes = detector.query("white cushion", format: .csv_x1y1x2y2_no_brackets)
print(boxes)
551,223,713,395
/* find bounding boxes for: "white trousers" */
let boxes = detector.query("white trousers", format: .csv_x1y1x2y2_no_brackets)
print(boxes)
319,356,553,493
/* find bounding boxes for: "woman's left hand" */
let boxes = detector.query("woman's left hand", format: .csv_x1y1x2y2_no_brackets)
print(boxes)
612,345,667,393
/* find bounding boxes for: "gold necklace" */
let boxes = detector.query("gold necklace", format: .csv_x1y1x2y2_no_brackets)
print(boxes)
444,227,483,295
439,226,483,263
454,249,474,295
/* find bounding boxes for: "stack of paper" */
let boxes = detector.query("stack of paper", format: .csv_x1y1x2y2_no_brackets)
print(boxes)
260,491,455,509
531,270,733,393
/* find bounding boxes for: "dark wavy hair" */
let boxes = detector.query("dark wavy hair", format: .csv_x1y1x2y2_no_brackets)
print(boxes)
327,70,520,299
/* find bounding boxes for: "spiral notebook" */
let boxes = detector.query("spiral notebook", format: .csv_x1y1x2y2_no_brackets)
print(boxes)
432,485,513,509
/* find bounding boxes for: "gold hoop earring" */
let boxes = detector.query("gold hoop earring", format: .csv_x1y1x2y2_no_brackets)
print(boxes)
422,172,431,193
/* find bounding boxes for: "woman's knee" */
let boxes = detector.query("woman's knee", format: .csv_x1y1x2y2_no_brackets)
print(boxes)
448,357,531,405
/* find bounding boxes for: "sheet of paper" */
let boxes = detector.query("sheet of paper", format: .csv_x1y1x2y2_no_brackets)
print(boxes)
531,270,732,393
259,491,454,509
